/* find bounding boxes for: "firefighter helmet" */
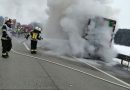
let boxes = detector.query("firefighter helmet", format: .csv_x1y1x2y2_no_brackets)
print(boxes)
34,26,39,30
34,26,42,31
38,28,42,31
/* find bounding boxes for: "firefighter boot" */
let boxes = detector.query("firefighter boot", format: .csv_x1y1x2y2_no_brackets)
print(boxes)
33,50,37,54
31,50,35,54
2,53,8,58
6,52,9,57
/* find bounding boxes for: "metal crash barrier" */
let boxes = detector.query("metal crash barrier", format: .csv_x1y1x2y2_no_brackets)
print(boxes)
116,53,130,67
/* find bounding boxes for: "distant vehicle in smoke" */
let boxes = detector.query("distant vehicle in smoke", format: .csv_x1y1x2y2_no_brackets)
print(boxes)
81,17,117,60
82,17,116,47
18,22,42,34
102,18,116,46
20,24,33,33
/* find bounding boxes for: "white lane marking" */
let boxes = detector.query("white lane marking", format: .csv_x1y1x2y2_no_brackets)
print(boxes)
13,37,29,51
74,57,130,87
23,42,30,51
41,52,130,87
11,49,130,89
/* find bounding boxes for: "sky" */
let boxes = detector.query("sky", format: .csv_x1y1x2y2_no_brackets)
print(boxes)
0,0,129,29
0,0,48,24
110,0,130,29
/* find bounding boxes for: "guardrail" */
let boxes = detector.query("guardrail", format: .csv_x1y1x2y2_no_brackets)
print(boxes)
116,53,130,67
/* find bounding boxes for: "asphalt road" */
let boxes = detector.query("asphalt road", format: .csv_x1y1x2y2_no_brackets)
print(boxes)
0,38,129,90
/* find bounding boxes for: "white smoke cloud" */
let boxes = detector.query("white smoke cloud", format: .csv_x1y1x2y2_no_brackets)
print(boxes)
0,0,117,62
0,0,48,24
43,0,117,62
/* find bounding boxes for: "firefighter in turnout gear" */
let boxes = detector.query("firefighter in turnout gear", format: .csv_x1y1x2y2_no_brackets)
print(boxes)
1,19,12,58
26,27,42,54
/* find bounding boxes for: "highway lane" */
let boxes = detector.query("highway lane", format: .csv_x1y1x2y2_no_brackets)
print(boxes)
0,38,129,89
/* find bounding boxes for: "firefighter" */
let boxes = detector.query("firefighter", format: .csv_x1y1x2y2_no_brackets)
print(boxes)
26,27,42,54
1,19,12,58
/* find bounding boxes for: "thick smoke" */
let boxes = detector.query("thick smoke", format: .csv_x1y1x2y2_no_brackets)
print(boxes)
0,0,117,62
43,0,117,62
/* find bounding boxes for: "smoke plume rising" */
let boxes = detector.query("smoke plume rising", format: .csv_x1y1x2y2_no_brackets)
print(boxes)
0,0,117,62
43,0,117,62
